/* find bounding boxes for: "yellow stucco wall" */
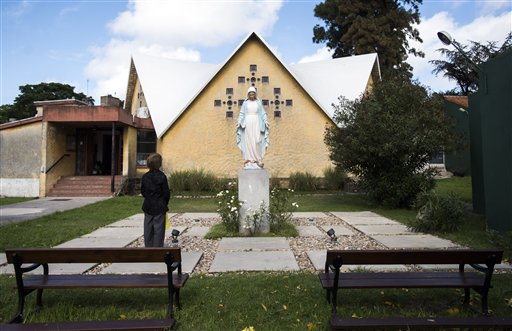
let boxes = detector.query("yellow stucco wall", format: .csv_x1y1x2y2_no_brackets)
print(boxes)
0,121,42,178
42,123,76,196
130,78,147,116
122,126,137,177
158,37,334,178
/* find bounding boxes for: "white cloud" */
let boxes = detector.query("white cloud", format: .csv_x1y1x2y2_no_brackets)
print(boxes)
85,0,283,102
478,1,512,15
407,10,512,92
297,46,333,64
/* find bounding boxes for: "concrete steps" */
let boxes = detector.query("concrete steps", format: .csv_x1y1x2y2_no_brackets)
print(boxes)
47,176,124,197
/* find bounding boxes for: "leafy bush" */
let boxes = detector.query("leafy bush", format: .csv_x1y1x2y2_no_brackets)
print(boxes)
269,188,299,232
410,191,465,233
216,182,241,232
169,169,222,193
322,167,348,190
324,78,463,207
289,171,318,191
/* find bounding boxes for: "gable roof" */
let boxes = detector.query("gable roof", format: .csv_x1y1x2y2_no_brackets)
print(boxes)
289,53,380,119
127,32,380,138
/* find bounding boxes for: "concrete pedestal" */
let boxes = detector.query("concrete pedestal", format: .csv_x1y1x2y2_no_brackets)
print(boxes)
238,169,270,234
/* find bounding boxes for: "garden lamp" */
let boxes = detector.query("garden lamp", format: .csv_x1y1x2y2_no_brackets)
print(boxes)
171,229,180,246
326,228,337,243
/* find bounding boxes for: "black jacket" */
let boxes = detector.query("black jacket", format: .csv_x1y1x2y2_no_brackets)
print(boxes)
141,169,170,216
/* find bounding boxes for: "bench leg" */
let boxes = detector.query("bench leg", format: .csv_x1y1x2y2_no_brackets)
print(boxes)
9,291,26,323
175,288,181,310
481,290,490,316
463,288,470,307
36,288,44,308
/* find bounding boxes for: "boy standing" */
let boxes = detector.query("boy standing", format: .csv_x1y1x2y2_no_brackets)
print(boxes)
141,153,170,247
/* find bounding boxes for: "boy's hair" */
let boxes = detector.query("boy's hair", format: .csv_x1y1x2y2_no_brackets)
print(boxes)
146,153,162,170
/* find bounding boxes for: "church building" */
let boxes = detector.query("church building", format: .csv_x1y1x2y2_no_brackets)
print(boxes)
0,32,380,197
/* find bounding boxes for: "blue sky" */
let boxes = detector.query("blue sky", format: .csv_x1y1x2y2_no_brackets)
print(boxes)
1,0,511,105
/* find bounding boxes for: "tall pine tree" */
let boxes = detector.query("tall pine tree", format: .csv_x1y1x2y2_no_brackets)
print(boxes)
313,0,424,76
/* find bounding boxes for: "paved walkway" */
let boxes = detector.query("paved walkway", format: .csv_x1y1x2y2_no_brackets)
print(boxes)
1,211,510,274
0,197,109,225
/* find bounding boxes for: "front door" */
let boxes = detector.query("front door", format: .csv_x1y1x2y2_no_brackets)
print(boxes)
76,129,94,175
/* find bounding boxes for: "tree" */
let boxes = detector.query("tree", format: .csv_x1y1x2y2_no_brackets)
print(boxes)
313,0,424,75
324,78,463,207
430,32,512,95
0,82,94,123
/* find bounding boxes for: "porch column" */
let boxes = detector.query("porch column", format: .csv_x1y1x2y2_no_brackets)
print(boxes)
111,122,116,193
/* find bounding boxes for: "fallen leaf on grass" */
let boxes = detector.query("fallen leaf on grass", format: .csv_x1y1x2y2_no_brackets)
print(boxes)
351,313,362,318
261,303,267,311
306,322,317,330
447,307,460,316
241,327,255,331
282,304,288,311
384,301,393,306
118,314,126,320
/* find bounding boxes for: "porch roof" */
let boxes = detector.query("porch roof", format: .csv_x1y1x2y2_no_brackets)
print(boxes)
41,105,153,129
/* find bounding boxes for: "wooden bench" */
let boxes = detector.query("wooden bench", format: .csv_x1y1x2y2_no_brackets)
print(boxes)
320,249,512,330
5,247,190,329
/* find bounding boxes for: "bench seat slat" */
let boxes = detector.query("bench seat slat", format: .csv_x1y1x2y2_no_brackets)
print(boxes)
23,274,189,289
1,318,175,330
320,272,483,289
331,316,512,329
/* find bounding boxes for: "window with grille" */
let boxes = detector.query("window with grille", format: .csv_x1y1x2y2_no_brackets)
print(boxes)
136,130,156,167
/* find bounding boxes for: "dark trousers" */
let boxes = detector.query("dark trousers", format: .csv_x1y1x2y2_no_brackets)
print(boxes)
144,213,166,247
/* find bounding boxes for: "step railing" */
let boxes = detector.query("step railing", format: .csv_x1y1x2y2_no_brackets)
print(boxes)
45,154,70,174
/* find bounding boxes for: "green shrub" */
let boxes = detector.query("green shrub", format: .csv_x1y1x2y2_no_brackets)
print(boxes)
216,181,241,232
269,188,299,232
289,171,318,191
168,169,222,193
410,191,465,233
322,167,348,190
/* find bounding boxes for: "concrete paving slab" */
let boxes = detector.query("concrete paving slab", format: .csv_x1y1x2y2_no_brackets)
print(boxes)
306,250,408,271
100,251,203,274
331,211,381,218
320,225,355,236
335,215,400,226
297,226,324,237
55,237,136,248
125,214,145,221
107,219,144,228
372,234,458,249
0,252,6,266
0,197,109,225
218,237,290,251
0,263,96,275
209,251,299,272
292,212,328,218
82,227,142,238
355,224,411,235
179,213,219,219
183,226,210,237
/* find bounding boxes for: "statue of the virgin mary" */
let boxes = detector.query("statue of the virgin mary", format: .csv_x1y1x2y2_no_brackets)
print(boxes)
236,86,269,169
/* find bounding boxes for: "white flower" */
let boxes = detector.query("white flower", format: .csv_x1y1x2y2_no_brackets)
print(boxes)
292,202,299,208
225,190,229,194
228,182,233,186
231,207,237,212
216,191,224,197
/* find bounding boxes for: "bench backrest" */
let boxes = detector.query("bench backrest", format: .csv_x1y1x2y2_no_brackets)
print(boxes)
325,249,503,267
5,248,182,264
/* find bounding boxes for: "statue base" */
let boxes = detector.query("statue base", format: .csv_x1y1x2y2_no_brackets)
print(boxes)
238,168,270,234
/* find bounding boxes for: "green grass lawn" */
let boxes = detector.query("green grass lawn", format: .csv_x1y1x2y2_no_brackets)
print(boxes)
1,273,511,329
433,176,472,203
1,177,511,327
0,197,35,206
